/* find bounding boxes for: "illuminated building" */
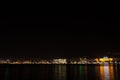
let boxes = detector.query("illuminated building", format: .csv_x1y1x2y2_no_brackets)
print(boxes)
23,60,32,64
11,61,21,64
96,56,113,63
53,59,67,64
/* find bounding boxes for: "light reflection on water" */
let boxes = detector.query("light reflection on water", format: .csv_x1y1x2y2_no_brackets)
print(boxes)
54,65,67,80
0,64,119,80
100,64,114,80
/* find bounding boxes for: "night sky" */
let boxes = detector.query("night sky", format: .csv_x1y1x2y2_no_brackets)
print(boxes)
0,16,120,57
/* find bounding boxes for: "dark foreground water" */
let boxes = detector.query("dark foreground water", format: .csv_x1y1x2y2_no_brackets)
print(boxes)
0,64,120,80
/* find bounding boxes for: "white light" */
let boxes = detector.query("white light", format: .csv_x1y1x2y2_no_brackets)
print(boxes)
103,56,108,59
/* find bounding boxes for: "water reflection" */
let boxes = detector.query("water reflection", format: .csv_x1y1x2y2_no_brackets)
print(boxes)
79,65,88,80
79,65,82,80
114,64,118,80
66,65,78,80
109,65,114,80
54,65,67,80
4,68,9,80
0,64,120,80
100,64,114,80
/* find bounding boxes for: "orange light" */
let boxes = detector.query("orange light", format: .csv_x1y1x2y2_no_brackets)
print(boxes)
109,58,113,61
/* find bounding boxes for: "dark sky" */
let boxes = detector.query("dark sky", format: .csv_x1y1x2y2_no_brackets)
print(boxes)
0,16,120,57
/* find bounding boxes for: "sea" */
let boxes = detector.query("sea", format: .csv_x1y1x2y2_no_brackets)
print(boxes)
0,64,120,80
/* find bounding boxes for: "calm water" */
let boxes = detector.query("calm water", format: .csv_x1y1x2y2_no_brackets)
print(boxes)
0,64,120,80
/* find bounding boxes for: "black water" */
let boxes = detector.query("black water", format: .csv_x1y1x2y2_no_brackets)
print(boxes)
0,64,120,80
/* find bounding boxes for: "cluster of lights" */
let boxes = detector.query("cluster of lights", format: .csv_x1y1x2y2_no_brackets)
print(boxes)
96,56,113,63
0,56,117,64
53,59,67,64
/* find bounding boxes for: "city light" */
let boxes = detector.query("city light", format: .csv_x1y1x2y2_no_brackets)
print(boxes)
96,56,113,63
0,56,119,64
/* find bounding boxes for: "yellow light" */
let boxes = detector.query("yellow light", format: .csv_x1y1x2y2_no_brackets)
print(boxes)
109,58,113,61
95,59,98,61
99,57,113,62
99,58,105,62
95,58,99,63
